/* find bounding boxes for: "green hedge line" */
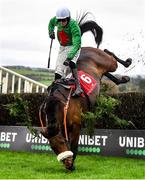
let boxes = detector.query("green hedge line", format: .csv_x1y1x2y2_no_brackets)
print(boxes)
0,92,145,129
0,93,46,126
112,92,145,129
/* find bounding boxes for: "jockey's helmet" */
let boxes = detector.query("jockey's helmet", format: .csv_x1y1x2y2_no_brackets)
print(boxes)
56,7,70,20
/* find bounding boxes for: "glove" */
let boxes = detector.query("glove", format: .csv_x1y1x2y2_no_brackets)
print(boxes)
49,31,55,39
63,58,71,66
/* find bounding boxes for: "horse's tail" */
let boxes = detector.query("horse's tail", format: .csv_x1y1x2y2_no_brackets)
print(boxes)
77,12,103,48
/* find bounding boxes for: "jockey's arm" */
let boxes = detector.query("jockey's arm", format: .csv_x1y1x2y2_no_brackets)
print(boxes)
67,21,81,60
48,17,57,36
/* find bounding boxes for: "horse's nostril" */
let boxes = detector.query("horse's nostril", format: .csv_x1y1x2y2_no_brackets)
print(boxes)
63,157,74,171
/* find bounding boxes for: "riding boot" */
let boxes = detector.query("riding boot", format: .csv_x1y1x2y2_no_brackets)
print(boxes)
71,68,83,96
55,73,62,80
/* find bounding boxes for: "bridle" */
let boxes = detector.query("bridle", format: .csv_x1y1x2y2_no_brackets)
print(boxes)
39,83,73,141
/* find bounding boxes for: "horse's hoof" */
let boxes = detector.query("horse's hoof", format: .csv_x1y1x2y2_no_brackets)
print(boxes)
121,76,130,83
125,58,132,67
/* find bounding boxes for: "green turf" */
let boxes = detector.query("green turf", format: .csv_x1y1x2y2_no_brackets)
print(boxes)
39,80,52,86
9,68,54,86
0,151,145,179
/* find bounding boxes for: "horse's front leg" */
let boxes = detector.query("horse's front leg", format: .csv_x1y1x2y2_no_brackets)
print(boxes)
69,123,81,168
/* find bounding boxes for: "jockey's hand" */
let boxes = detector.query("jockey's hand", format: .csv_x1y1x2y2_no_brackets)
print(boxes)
49,32,55,39
63,58,71,66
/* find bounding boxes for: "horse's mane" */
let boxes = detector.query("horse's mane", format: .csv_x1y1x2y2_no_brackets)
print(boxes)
76,11,103,48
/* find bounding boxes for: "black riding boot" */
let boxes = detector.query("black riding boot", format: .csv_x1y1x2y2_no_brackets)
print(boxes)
71,68,83,96
55,73,62,80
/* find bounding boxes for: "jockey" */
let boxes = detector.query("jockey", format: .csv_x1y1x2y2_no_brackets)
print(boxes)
48,7,83,96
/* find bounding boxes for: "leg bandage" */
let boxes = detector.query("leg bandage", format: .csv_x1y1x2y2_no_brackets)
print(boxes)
57,151,73,162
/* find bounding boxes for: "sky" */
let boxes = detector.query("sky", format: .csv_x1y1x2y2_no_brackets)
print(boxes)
0,0,145,76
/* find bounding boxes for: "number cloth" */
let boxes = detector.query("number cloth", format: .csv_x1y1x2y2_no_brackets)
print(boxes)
78,71,97,95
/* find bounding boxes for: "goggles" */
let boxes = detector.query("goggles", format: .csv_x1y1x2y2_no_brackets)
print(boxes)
57,18,67,22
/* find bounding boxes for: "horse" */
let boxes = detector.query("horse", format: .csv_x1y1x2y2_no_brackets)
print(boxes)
39,13,132,171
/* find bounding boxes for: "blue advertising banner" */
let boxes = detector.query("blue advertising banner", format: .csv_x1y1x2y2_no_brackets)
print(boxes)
0,126,145,159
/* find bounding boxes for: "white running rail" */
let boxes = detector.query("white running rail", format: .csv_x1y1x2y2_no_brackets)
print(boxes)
0,66,48,94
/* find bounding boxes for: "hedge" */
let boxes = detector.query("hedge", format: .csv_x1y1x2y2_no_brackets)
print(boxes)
0,93,45,126
0,92,145,129
112,92,145,129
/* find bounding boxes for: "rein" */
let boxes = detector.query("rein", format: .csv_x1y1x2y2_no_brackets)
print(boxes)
63,88,73,141
39,103,46,134
38,86,73,141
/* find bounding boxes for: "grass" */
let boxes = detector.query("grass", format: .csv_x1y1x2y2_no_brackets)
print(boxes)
40,80,53,86
10,68,47,75
0,151,145,179
7,67,54,86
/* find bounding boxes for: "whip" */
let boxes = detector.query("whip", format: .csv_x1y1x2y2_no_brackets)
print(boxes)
47,39,53,68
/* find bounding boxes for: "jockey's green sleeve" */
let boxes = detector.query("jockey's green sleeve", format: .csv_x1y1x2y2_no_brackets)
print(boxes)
67,20,81,59
48,17,81,59
48,17,58,35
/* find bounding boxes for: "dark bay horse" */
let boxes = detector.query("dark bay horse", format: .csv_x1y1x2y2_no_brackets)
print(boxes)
40,47,132,170
39,13,132,170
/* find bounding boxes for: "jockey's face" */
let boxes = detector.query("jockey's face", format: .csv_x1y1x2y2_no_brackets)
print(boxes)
58,18,68,26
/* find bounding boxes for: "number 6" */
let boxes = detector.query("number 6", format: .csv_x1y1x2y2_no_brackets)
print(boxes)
81,74,92,84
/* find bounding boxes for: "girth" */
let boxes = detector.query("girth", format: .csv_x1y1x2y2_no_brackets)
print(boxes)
47,80,92,111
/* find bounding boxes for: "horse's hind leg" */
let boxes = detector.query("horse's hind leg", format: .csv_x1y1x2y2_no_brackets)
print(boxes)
104,49,132,67
105,72,130,85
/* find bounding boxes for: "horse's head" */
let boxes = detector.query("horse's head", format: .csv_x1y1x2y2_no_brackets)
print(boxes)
43,82,75,170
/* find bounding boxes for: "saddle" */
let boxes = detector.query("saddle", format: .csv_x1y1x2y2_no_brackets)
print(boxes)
55,78,76,90
48,71,97,98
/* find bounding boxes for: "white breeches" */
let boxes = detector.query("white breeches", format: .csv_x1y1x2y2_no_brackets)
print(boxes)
55,46,81,78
